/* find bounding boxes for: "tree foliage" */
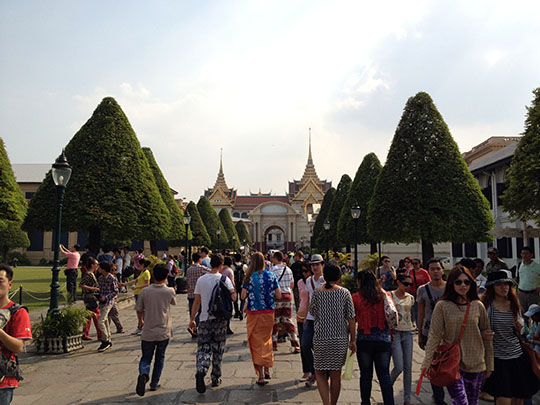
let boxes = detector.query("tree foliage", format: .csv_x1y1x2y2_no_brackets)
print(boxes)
312,187,335,250
338,153,382,246
0,223,30,262
186,201,211,248
0,138,27,232
502,87,540,224
235,220,252,246
23,97,170,252
319,174,351,250
142,147,185,246
197,196,229,249
368,92,493,258
218,208,240,250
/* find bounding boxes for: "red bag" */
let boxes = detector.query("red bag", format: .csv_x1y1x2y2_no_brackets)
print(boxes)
426,301,470,387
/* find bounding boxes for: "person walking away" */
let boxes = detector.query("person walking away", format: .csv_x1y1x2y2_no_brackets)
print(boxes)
301,254,325,387
309,263,356,405
270,251,300,352
221,256,236,335
60,243,80,302
296,261,312,381
241,252,281,385
377,256,397,291
96,262,119,352
390,274,415,405
186,253,209,338
353,270,395,405
416,258,447,405
422,266,494,405
166,255,177,289
406,258,430,327
232,253,246,320
108,263,124,334
482,270,539,404
79,257,102,341
135,264,176,396
112,249,124,290
517,246,540,322
189,254,236,393
122,259,151,336
290,250,305,309
486,247,508,275
472,258,487,296
0,264,32,405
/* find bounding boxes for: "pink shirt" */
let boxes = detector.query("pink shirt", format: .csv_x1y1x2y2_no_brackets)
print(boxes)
220,267,235,287
298,279,309,313
65,251,80,269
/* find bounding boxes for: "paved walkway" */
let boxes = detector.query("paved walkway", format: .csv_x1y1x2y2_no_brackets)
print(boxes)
14,296,538,404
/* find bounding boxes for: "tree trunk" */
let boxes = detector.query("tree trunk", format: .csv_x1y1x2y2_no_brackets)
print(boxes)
345,244,351,254
370,242,378,255
150,240,158,256
88,227,101,256
421,240,434,267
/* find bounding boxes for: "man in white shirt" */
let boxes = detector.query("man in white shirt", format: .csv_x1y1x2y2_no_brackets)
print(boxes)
301,254,325,386
270,251,300,352
189,254,236,393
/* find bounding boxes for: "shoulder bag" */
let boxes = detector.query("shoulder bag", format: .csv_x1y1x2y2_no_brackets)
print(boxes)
383,291,398,330
426,301,470,387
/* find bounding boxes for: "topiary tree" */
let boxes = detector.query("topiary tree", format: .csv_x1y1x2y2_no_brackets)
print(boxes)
218,208,240,250
142,147,185,246
235,220,252,246
0,224,30,262
338,153,382,254
197,196,229,250
502,87,540,228
368,92,493,263
312,187,335,251
186,201,211,248
319,174,352,251
23,97,170,254
0,138,28,232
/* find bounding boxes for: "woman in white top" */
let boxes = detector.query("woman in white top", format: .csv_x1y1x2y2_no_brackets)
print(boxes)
390,274,415,405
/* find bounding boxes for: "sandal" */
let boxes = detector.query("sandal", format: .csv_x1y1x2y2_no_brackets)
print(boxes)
256,379,269,385
264,368,271,380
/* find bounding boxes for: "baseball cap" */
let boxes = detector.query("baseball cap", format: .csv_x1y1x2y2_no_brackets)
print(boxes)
487,247,499,254
310,254,324,264
524,304,540,318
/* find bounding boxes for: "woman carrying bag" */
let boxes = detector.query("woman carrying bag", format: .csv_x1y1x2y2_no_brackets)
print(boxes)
422,265,494,405
481,270,539,404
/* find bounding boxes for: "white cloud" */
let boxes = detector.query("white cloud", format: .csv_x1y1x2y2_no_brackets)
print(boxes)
485,50,504,67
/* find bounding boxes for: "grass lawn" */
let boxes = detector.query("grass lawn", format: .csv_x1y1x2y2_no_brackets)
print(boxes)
9,266,74,312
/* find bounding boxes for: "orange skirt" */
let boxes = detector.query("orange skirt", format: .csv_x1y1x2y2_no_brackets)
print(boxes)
246,312,275,370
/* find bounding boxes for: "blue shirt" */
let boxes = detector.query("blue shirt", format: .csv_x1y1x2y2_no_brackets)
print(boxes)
243,270,279,312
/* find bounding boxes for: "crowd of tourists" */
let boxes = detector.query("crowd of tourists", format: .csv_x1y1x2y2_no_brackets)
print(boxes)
1,242,539,405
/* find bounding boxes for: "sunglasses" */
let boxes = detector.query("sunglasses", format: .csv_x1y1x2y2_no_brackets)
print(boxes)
454,279,471,286
412,262,420,265
404,260,411,263
401,282,413,287
383,260,390,263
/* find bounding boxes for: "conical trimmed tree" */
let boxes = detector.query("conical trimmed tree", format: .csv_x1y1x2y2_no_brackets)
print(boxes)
502,87,540,225
319,174,351,251
338,153,382,253
219,208,240,250
235,220,252,246
23,97,170,253
186,201,211,248
0,138,29,258
312,187,335,251
368,92,493,263
142,147,185,246
197,196,229,250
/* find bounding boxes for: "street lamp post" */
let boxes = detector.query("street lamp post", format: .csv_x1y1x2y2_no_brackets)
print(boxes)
323,219,330,261
183,212,191,273
216,228,221,253
49,150,72,316
351,204,361,272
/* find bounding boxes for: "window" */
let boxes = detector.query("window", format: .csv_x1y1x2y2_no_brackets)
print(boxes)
268,234,273,241
27,231,44,251
452,243,463,258
77,232,88,247
131,240,144,250
156,240,168,251
496,238,512,258
464,242,478,258
232,212,240,218
276,233,281,242
241,213,248,218
25,192,35,200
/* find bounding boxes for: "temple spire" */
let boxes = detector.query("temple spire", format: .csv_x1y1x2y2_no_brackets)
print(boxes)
219,148,223,174
213,148,229,190
308,128,313,164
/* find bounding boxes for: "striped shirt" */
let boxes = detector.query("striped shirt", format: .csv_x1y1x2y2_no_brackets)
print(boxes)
271,265,293,294
489,306,522,360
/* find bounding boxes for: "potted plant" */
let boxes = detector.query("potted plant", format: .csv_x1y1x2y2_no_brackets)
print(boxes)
32,306,91,354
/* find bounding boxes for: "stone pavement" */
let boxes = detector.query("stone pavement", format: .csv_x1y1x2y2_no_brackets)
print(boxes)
13,296,537,405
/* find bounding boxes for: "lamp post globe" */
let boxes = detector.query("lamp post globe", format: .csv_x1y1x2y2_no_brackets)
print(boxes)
351,203,361,273
49,150,72,316
323,220,330,260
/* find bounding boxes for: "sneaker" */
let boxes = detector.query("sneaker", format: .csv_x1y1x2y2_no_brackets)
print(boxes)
136,374,148,396
98,341,112,352
227,329,234,335
196,372,206,393
149,384,160,392
131,329,141,335
211,377,221,387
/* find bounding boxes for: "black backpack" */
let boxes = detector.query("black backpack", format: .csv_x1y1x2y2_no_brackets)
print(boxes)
208,275,233,320
0,304,28,382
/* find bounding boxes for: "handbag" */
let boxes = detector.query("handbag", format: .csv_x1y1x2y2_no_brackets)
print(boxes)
383,291,398,330
425,301,470,387
342,349,354,381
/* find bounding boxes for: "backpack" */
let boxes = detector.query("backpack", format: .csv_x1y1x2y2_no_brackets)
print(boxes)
172,262,179,276
208,275,233,320
0,304,28,382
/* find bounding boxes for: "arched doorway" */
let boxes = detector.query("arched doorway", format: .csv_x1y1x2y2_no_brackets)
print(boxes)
264,225,286,252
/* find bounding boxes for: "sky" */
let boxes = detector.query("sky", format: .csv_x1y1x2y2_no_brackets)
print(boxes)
2,0,540,203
